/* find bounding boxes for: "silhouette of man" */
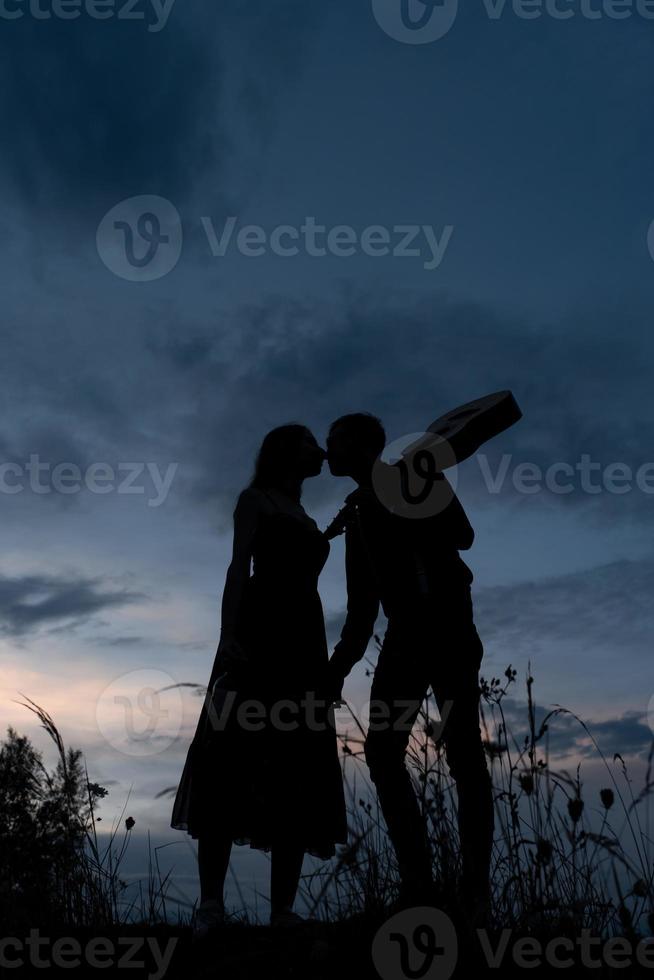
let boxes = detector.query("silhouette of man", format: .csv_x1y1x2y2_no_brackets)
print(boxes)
326,412,494,918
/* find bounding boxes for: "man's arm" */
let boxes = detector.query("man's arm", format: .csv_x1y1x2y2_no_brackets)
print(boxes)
328,522,380,693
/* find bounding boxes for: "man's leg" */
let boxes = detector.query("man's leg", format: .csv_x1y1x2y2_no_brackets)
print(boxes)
364,627,433,898
430,590,494,912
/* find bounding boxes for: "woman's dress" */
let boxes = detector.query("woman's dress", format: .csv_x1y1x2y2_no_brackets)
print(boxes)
170,496,348,859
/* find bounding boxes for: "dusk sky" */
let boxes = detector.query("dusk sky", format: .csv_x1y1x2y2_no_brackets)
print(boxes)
1,0,653,917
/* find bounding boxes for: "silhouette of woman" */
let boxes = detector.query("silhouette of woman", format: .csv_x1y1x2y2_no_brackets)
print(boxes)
171,425,347,929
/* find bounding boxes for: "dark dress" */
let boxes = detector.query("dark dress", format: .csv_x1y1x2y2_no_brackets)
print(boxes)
170,494,348,859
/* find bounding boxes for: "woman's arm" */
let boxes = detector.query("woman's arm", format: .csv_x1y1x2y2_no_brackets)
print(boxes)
219,488,263,639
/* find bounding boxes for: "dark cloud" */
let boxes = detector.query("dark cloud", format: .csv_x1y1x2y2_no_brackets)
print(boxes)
475,557,654,659
0,573,142,635
0,287,651,534
99,635,145,647
140,291,654,526
586,713,654,760
148,336,214,372
0,1,320,218
488,695,652,763
0,290,654,523
0,17,216,211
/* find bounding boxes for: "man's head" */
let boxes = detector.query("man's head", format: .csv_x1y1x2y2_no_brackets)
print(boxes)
327,413,386,481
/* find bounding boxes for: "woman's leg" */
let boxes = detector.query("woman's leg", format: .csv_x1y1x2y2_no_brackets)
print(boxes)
270,840,305,914
198,833,232,909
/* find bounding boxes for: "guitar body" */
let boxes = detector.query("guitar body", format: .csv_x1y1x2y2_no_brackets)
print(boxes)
397,389,522,472
324,390,522,532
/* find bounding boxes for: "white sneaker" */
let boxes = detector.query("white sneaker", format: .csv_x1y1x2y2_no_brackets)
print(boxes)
192,900,225,939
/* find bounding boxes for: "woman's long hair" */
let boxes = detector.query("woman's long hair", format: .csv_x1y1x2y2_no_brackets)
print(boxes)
248,424,309,499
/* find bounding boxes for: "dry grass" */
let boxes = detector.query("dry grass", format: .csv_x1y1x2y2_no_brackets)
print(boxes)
296,655,654,941
2,658,653,952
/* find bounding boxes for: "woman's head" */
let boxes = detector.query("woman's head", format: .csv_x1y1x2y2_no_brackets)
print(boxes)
249,424,325,494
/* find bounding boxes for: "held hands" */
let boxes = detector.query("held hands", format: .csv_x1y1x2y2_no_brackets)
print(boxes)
217,632,347,706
